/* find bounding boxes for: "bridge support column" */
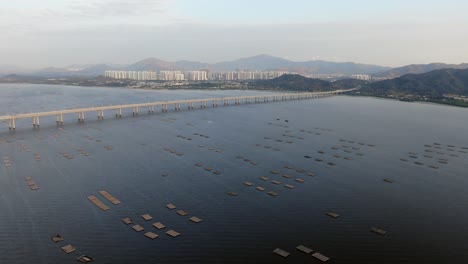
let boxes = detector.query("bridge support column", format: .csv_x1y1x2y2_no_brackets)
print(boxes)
78,112,85,123
98,109,104,120
33,116,40,128
132,107,139,116
9,118,16,131
115,108,122,118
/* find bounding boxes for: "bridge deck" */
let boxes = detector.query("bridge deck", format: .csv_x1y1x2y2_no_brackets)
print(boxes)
0,89,356,129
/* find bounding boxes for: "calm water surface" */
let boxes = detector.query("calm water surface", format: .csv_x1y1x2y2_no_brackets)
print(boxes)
0,84,467,264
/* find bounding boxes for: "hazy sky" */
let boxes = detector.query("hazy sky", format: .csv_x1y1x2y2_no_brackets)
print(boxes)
1,0,468,68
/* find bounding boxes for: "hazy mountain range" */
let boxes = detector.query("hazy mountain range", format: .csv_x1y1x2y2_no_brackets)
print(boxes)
1,55,391,77
2,55,468,80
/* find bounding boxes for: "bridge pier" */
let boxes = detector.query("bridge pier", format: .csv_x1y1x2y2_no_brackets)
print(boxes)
78,112,85,123
97,109,104,120
162,104,167,112
115,108,122,118
53,113,63,125
132,107,139,116
148,105,155,114
8,118,16,131
33,116,40,128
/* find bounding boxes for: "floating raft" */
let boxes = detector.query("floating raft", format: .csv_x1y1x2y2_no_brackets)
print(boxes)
189,216,203,223
270,170,279,174
326,212,340,218
166,203,176,210
371,227,387,235
51,234,64,243
295,178,305,183
282,174,292,179
87,196,110,211
267,191,279,197
244,182,253,186
153,222,166,229
132,225,144,232
284,184,295,189
296,245,313,254
260,176,269,181
99,190,121,205
256,186,266,192
312,252,330,262
61,245,76,254
273,248,290,258
166,230,180,237
176,210,188,216
227,192,239,196
141,214,153,221
307,172,316,176
271,180,282,185
121,218,133,225
77,255,94,263
144,232,159,240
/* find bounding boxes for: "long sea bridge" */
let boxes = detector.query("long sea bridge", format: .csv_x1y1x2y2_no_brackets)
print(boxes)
0,89,355,131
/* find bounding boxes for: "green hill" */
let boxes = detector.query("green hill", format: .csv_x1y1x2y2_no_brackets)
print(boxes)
362,68,468,97
249,74,366,91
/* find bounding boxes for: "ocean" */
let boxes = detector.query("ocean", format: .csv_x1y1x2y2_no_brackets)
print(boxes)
0,83,467,264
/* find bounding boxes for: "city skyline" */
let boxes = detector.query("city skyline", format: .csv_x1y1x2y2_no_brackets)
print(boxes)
2,0,468,68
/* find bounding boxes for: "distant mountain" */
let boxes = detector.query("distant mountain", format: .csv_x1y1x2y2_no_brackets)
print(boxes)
0,65,31,76
211,54,389,74
249,74,367,91
78,64,114,75
213,54,294,71
126,58,178,71
372,63,468,79
29,64,122,77
125,54,389,75
362,68,468,97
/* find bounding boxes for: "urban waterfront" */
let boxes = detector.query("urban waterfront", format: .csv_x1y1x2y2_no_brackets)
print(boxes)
0,84,467,264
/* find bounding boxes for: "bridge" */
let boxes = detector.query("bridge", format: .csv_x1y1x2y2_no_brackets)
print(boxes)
0,89,354,131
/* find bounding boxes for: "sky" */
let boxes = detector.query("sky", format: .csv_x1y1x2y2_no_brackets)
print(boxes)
1,0,468,68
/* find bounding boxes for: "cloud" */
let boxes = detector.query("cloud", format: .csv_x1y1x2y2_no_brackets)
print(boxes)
67,0,171,18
